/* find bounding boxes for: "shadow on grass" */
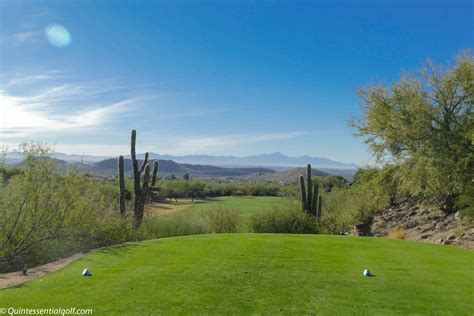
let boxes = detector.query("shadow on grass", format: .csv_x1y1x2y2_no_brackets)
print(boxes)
92,242,146,256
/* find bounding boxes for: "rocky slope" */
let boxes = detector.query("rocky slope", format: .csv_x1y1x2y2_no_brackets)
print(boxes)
371,200,474,248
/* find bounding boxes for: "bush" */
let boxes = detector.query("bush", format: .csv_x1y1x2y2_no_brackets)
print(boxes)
137,211,209,240
201,206,242,233
250,201,318,234
0,144,133,273
388,228,406,240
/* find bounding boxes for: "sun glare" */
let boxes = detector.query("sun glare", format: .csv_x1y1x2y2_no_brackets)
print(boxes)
44,24,71,47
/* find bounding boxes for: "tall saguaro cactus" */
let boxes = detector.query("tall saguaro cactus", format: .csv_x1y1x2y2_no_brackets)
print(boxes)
299,175,306,211
131,129,150,229
151,160,159,187
317,195,323,220
311,182,319,217
118,155,126,216
299,164,322,218
306,164,313,214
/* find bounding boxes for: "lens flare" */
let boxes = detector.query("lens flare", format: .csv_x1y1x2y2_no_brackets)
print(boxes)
45,24,71,47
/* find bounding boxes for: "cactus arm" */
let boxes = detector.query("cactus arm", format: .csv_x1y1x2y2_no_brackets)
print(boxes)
118,155,126,216
140,152,149,173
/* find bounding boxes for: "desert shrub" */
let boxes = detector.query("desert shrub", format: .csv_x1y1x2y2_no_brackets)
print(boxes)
456,184,474,219
158,180,284,200
0,144,133,273
137,211,210,240
388,228,406,240
250,201,318,234
201,206,242,233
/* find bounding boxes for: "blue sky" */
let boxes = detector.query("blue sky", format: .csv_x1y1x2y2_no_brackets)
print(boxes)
0,0,472,164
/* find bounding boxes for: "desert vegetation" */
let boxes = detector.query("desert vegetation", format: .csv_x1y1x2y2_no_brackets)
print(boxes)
314,52,474,234
2,53,473,272
1,0,473,313
0,144,131,273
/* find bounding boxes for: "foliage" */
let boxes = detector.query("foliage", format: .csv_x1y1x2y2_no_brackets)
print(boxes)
201,206,242,233
350,51,473,212
0,144,131,273
137,211,209,240
317,175,348,192
388,228,406,240
250,201,318,234
157,179,282,200
138,197,283,239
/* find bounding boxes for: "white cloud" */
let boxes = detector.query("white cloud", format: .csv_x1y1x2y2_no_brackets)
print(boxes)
0,76,139,139
53,143,129,156
4,71,62,87
0,31,41,45
33,131,308,156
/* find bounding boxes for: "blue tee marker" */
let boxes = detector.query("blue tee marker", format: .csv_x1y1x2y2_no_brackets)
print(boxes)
363,269,371,277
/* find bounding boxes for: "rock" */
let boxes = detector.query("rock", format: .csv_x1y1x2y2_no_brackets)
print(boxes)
404,222,418,229
445,221,458,230
454,211,461,220
420,227,432,234
372,199,472,248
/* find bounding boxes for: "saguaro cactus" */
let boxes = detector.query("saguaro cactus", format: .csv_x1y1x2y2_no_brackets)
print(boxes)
118,155,126,216
140,164,151,208
151,160,159,187
299,164,322,218
311,182,319,217
299,175,306,211
317,195,323,219
306,164,313,214
131,129,150,229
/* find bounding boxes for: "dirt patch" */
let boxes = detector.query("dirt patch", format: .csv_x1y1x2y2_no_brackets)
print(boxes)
145,202,191,217
145,198,221,217
0,253,84,290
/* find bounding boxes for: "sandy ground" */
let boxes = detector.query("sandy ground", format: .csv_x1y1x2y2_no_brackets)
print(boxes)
145,200,192,217
144,198,222,217
0,253,84,289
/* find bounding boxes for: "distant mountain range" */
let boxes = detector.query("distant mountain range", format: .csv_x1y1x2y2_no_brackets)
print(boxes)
3,151,356,169
7,155,356,181
10,157,276,179
132,152,357,169
88,158,276,178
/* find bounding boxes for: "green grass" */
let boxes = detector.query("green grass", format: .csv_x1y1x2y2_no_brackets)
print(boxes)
1,234,472,315
187,196,285,218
